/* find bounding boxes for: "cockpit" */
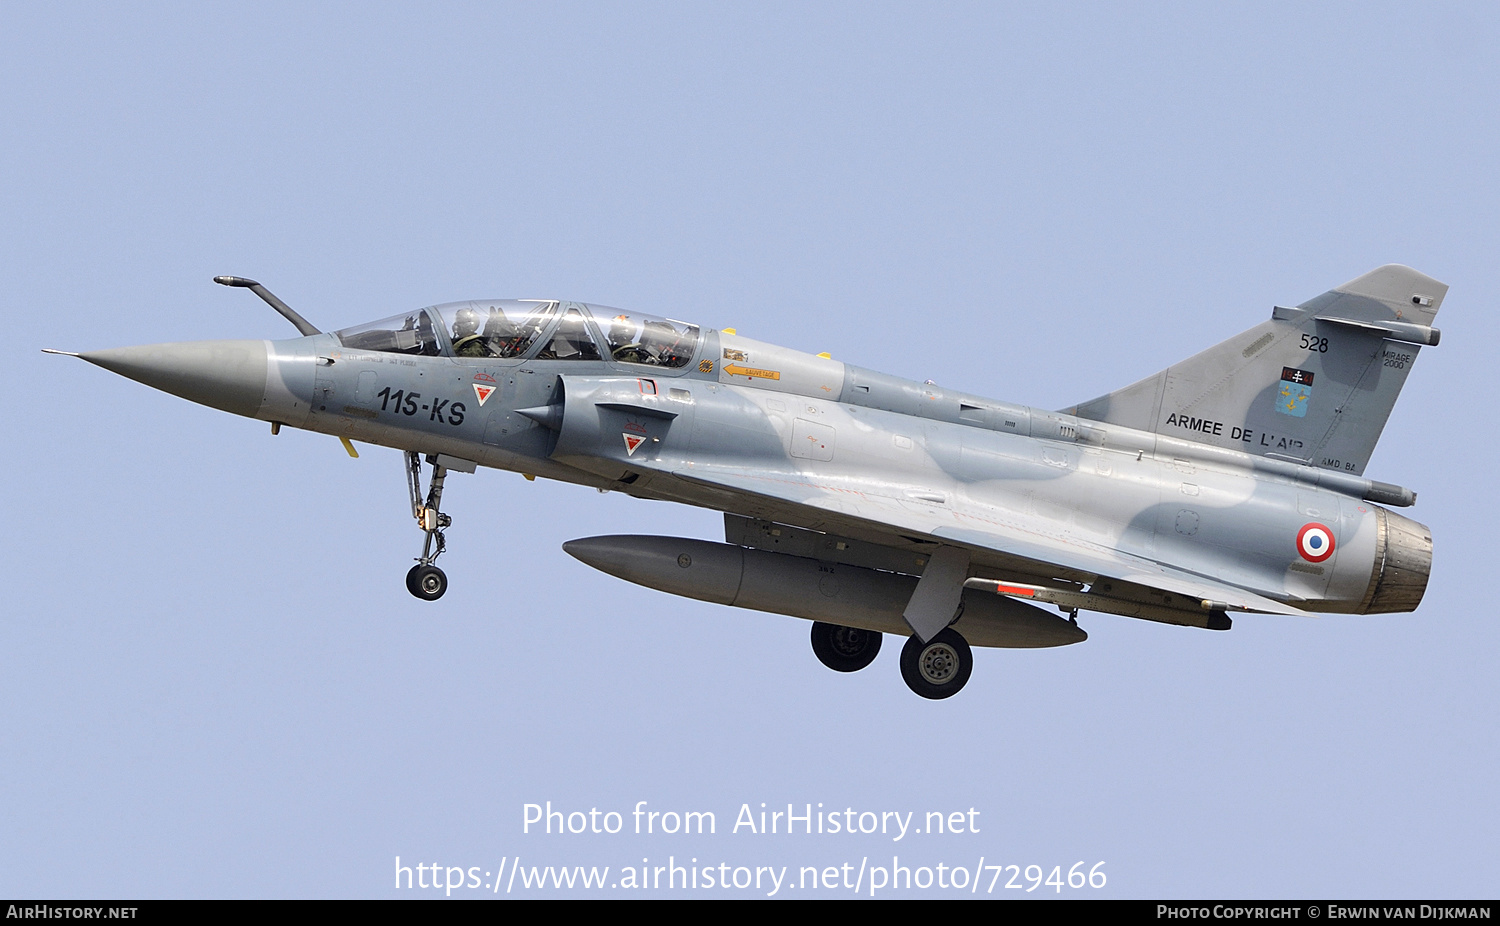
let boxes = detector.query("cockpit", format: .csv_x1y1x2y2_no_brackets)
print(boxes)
334,300,701,368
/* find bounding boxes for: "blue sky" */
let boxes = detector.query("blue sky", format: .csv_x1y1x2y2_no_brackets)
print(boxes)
3,2,1496,898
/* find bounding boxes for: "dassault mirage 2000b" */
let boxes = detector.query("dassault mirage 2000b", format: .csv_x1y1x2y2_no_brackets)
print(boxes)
49,266,1440,698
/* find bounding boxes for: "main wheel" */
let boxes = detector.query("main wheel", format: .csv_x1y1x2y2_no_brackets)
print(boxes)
810,622,882,673
407,564,448,601
899,628,973,699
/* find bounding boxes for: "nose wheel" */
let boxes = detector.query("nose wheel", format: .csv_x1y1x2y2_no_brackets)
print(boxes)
406,563,448,601
405,451,453,600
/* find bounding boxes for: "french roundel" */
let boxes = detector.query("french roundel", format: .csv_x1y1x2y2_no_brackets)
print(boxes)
1296,522,1336,563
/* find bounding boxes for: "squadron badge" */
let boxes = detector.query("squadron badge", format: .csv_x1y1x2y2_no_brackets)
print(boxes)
1275,367,1314,418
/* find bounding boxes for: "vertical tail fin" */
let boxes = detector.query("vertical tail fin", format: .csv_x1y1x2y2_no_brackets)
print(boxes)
1065,265,1446,476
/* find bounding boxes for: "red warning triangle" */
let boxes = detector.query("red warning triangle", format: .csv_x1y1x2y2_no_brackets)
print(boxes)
623,433,645,456
472,383,495,406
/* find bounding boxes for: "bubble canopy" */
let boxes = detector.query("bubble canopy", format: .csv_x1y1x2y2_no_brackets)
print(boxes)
334,300,700,368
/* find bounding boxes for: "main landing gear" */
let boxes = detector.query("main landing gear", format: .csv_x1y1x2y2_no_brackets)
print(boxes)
809,621,974,699
899,628,973,700
810,621,883,672
405,451,452,601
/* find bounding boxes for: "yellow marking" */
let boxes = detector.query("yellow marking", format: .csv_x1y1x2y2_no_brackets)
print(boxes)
522,473,536,482
339,436,359,458
722,327,737,335
723,363,781,381
816,352,831,359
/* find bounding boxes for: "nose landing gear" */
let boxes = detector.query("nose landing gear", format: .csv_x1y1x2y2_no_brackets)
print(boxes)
405,451,452,600
406,563,448,601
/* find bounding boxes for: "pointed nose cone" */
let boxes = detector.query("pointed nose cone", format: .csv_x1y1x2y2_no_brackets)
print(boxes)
79,340,268,418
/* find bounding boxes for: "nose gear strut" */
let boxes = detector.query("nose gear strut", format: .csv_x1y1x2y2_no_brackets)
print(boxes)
405,451,452,600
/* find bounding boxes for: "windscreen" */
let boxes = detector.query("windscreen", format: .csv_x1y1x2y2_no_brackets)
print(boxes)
334,310,442,356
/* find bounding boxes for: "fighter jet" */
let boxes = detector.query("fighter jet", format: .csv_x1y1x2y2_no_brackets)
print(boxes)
47,266,1441,698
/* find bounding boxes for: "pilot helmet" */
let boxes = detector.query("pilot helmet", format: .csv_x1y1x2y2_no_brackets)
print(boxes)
453,306,481,338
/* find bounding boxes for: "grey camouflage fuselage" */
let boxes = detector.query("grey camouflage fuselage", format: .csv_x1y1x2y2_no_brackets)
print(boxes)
64,265,1441,696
